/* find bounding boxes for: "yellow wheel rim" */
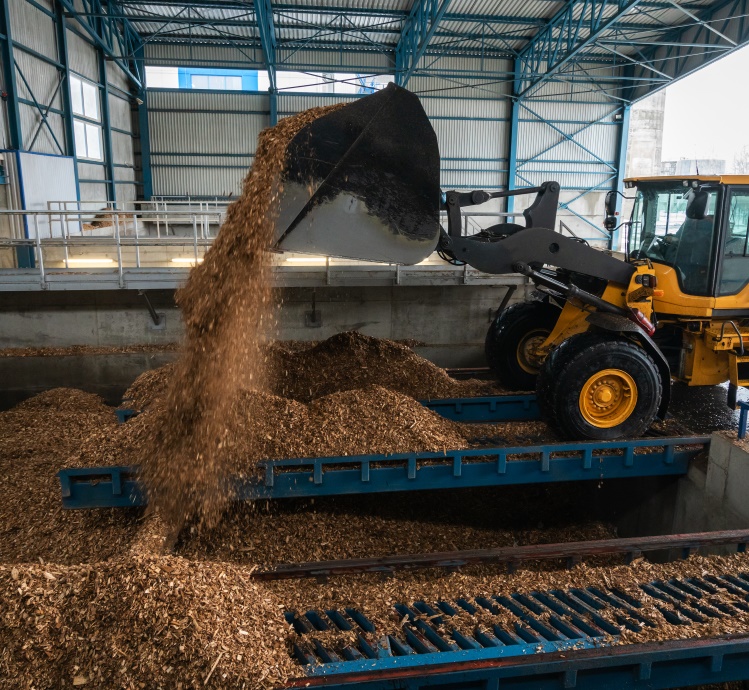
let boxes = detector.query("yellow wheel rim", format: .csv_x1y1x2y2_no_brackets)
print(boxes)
579,368,638,428
516,329,549,375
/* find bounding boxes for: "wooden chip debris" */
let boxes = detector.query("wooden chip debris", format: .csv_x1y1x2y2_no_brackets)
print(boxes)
0,343,179,358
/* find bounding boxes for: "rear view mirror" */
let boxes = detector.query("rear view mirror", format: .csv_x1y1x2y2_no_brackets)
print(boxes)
605,190,618,216
604,190,619,231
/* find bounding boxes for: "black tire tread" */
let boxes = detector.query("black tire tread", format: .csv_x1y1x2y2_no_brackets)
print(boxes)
485,301,560,390
550,336,662,441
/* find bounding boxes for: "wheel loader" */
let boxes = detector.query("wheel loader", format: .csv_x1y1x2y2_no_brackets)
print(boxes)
271,83,749,441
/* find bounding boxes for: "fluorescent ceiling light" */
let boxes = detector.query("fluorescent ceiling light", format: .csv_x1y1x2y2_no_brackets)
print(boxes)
284,256,327,264
67,257,115,266
171,257,204,264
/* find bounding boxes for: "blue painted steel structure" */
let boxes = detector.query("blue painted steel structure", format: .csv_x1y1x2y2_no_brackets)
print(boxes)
57,435,708,509
395,0,452,87
287,626,749,689
115,393,542,425
5,0,749,211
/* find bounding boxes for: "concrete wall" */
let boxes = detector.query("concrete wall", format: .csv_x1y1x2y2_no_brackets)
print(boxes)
615,432,749,557
0,283,528,365
0,351,176,408
625,91,666,178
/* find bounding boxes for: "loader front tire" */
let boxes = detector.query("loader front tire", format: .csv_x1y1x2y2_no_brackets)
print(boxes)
546,334,662,441
485,301,560,390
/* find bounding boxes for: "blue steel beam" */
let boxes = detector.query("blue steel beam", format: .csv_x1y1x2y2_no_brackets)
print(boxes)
254,0,277,91
624,0,749,102
290,635,749,688
0,0,22,150
134,45,152,199
516,0,645,98
395,0,453,86
58,0,143,88
58,435,707,508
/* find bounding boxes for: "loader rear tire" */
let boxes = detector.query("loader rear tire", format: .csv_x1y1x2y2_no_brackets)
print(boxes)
485,301,560,390
547,334,662,441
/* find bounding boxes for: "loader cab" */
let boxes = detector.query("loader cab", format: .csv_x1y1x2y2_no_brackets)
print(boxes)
626,176,749,298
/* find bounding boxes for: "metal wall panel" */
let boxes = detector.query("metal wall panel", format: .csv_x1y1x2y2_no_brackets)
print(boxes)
14,50,63,114
9,0,57,61
277,92,357,116
79,181,107,202
276,47,394,72
152,167,246,197
116,183,136,202
66,27,98,81
149,89,267,112
19,103,64,155
114,166,135,182
108,93,132,132
144,43,265,71
148,90,266,197
78,162,105,180
106,59,131,94
112,131,134,166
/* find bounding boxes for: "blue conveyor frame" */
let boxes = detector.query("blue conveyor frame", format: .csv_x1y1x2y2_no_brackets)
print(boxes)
58,435,708,509
288,635,749,690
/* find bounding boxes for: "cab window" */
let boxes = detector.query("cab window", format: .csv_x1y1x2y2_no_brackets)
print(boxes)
718,189,749,296
629,185,719,296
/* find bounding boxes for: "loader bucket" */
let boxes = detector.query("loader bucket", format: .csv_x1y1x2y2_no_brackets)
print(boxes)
274,83,441,264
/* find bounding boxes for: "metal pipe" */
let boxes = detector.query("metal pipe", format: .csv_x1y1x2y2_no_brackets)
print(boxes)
514,262,628,316
114,212,123,288
33,215,46,289
137,289,161,326
192,214,199,264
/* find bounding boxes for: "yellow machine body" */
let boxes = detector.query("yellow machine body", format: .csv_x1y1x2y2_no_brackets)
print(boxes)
533,175,749,397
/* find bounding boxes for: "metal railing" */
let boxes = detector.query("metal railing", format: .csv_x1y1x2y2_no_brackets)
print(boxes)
0,205,602,289
0,208,225,288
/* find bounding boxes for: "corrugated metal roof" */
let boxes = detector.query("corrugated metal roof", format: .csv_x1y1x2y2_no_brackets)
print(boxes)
123,0,734,106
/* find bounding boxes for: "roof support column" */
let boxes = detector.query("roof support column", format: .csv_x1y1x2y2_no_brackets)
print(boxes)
54,0,79,201
97,43,116,203
134,46,152,200
395,0,452,87
505,59,521,216
611,104,631,252
269,88,277,126
0,0,22,150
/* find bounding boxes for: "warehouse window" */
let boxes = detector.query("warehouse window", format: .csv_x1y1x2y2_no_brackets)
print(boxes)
191,74,242,90
69,75,103,161
266,72,394,94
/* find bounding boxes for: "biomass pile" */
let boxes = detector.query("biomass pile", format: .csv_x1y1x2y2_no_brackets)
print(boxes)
0,555,296,689
121,330,503,415
273,552,749,655
0,343,179,357
120,362,175,411
0,389,141,564
143,104,344,531
71,385,468,478
271,331,502,401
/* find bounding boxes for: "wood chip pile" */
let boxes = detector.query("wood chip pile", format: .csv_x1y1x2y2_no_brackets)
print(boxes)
270,331,501,401
0,389,141,564
0,344,179,358
70,385,468,477
0,555,297,689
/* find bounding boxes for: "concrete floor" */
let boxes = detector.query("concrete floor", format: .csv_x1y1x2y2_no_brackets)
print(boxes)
669,381,749,434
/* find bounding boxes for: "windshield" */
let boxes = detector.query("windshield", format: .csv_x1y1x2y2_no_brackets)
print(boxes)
628,184,719,296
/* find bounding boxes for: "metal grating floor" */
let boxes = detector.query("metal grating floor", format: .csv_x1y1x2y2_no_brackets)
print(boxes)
286,572,749,676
